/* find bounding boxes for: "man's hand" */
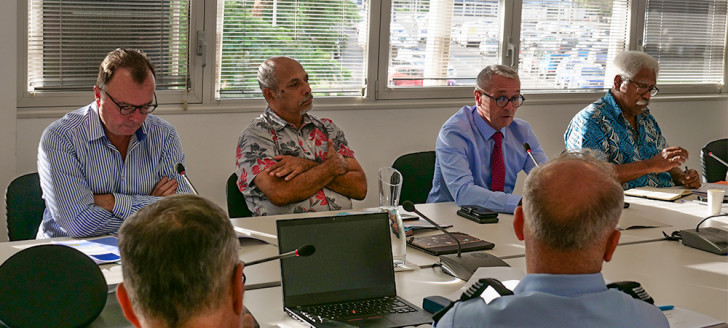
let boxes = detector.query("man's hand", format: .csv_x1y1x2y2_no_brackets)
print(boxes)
268,155,318,181
324,138,348,176
649,147,689,173
674,168,701,189
151,176,178,197
93,194,115,212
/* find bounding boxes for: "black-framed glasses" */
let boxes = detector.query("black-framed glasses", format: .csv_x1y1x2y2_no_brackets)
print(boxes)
626,79,659,97
101,89,158,115
478,91,526,108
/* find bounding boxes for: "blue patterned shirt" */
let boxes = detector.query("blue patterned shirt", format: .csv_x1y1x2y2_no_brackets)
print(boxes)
436,273,668,328
427,105,547,213
564,92,672,189
37,102,192,238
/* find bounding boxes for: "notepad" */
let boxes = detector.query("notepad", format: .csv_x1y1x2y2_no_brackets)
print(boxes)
624,186,692,201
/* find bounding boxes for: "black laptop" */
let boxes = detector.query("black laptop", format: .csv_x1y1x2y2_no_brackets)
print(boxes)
276,213,433,328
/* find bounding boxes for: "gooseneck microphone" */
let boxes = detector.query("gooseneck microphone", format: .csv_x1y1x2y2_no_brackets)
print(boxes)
522,143,540,168
244,244,316,267
707,151,728,168
175,163,199,195
403,201,461,257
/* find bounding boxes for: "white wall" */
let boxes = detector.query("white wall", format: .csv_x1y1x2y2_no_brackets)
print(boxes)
0,2,18,242
16,98,728,220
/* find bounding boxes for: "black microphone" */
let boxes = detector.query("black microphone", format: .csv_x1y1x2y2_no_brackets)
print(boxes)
244,244,316,267
175,163,199,195
679,214,728,255
403,201,461,257
522,143,540,168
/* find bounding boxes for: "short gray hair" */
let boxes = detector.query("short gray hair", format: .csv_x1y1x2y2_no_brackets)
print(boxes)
476,65,519,92
119,194,239,327
522,152,623,250
257,56,289,92
613,51,659,80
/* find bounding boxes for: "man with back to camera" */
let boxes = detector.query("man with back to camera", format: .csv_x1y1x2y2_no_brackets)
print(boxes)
116,194,255,328
37,48,192,239
564,50,700,189
435,152,669,327
427,65,547,213
235,56,367,216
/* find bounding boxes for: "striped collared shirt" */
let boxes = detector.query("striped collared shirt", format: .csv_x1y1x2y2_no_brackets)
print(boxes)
37,102,192,238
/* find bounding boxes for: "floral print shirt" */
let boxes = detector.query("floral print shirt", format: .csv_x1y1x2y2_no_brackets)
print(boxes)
564,91,672,189
236,107,356,216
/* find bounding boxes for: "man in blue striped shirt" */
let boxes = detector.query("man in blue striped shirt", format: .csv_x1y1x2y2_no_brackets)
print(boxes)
37,48,192,238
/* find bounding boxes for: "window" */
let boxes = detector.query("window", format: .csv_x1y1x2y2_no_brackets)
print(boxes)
387,0,501,88
519,0,630,91
21,0,727,111
215,0,367,99
643,0,727,84
26,0,190,93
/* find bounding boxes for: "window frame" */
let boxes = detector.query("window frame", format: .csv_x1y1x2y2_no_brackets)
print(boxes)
17,0,728,117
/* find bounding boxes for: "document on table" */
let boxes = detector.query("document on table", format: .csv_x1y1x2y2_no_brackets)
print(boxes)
663,306,725,328
53,236,120,265
624,186,693,201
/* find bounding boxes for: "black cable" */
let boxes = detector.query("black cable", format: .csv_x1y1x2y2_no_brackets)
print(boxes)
695,212,728,232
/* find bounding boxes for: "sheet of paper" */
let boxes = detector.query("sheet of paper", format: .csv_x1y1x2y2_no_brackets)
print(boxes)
663,306,725,328
53,236,120,265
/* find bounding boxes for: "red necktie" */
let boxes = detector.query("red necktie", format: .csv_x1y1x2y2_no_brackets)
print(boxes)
491,131,505,192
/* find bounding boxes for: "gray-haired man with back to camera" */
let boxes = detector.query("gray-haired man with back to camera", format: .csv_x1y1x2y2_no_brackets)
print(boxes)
116,194,255,328
435,152,668,327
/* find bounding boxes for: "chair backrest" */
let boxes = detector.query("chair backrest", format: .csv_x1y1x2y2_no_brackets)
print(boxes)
0,244,107,328
701,138,728,183
6,172,45,241
392,151,436,205
226,173,253,218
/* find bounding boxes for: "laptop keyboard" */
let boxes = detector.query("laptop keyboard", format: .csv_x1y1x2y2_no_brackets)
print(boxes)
298,296,418,320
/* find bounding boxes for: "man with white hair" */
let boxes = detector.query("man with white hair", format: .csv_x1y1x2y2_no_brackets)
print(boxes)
435,153,669,327
565,51,700,189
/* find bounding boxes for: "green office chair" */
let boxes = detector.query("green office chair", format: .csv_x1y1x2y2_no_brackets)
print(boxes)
392,151,436,205
5,172,45,241
226,173,253,218
701,138,728,183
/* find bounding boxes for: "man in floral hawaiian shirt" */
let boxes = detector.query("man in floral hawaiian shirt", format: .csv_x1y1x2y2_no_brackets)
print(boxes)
235,56,367,216
565,51,700,190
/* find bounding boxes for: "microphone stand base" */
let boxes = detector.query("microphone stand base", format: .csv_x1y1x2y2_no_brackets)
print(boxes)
439,251,510,281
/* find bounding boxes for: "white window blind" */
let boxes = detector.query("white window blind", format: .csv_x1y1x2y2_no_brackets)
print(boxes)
27,0,190,93
387,0,501,88
216,0,367,99
519,0,629,91
644,0,727,84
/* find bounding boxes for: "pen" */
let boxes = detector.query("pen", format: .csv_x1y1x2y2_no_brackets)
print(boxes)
658,305,674,311
684,166,689,175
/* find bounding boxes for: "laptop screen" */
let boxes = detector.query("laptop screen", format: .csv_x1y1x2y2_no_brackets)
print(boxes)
277,213,397,307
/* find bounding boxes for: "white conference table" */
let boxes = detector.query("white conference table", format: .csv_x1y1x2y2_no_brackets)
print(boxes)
0,197,725,327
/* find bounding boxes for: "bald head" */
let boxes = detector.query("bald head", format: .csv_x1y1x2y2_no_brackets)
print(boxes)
257,56,301,93
522,152,623,251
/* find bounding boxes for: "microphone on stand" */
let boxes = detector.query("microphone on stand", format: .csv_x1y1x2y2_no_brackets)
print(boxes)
402,201,508,281
244,244,316,267
175,163,199,195
522,143,540,168
402,201,461,257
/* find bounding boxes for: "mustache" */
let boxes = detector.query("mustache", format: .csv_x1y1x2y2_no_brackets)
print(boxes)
299,95,314,106
636,99,649,106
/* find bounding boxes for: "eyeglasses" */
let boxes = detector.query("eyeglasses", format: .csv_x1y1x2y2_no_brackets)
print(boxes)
626,79,659,97
478,91,526,108
101,89,158,115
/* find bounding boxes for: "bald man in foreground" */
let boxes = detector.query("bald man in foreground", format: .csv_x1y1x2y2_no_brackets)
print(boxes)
436,153,668,327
